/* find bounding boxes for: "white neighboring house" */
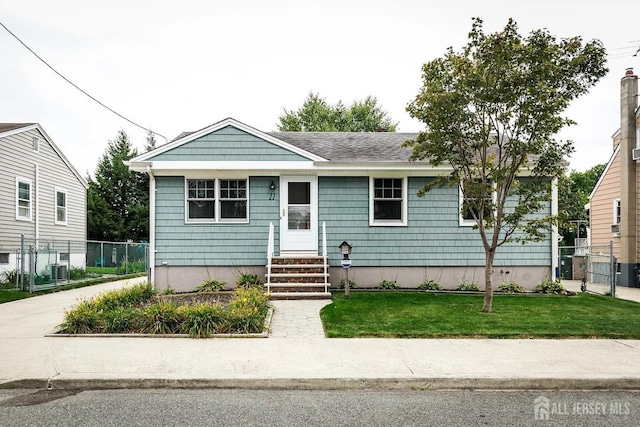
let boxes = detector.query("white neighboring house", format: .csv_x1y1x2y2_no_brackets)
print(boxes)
0,123,87,277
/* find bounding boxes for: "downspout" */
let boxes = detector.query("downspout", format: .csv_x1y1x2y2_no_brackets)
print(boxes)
551,177,559,278
35,163,39,242
147,166,156,285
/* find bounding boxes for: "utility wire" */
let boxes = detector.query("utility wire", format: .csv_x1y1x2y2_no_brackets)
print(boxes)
0,20,168,143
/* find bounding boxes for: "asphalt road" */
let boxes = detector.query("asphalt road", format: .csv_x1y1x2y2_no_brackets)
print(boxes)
1,388,638,426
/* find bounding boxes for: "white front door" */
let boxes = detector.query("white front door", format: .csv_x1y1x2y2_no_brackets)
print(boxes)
280,176,318,253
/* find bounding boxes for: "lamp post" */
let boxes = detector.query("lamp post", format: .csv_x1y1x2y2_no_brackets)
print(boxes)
339,241,353,299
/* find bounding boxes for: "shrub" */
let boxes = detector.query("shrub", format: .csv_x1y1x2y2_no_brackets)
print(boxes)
196,279,227,292
338,279,357,289
533,278,566,294
225,286,271,333
417,280,443,291
236,273,263,288
180,303,226,337
116,260,147,275
378,280,400,290
138,302,181,334
93,282,155,310
163,287,176,295
1,270,19,287
498,282,526,293
102,307,139,333
69,267,88,280
456,282,481,292
59,301,101,334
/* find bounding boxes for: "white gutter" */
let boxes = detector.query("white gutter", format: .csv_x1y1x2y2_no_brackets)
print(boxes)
35,163,39,241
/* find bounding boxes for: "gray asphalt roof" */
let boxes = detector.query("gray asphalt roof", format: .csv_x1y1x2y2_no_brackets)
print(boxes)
0,123,34,133
267,132,420,162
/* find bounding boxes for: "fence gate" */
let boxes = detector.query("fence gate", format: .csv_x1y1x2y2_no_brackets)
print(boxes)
559,241,615,297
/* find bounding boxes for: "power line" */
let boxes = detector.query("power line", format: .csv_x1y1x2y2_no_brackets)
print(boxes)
0,20,168,143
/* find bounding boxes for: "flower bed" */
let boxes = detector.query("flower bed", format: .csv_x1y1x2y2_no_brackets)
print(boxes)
57,282,271,338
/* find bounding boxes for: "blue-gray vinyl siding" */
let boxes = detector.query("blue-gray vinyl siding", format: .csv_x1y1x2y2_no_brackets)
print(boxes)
154,175,551,268
149,126,309,162
154,176,279,266
318,176,551,267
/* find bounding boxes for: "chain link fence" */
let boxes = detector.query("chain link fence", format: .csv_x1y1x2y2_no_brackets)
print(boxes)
0,236,149,292
559,241,615,297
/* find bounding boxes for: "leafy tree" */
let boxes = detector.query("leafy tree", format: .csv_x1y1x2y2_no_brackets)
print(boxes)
558,163,606,246
278,92,398,132
405,18,607,312
87,130,148,241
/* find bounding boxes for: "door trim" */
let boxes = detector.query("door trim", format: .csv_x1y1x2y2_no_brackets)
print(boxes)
279,175,318,254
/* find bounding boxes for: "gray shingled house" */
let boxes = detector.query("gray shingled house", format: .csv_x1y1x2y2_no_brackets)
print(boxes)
128,117,556,296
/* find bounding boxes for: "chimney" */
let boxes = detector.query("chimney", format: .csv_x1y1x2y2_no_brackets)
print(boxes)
619,68,638,286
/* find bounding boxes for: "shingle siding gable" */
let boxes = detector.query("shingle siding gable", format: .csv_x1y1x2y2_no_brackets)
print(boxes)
148,126,309,162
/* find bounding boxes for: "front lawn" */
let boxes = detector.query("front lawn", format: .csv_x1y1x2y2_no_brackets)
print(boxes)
320,292,640,338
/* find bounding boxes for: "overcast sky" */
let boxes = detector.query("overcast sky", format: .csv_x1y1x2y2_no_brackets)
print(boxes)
1,0,638,177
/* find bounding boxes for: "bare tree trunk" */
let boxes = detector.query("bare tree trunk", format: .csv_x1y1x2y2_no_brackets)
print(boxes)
482,249,496,313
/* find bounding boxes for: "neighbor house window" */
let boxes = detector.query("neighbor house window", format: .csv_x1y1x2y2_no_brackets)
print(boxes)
55,188,67,225
16,177,32,221
370,177,407,226
460,179,494,226
0,253,9,265
613,198,621,225
186,178,248,223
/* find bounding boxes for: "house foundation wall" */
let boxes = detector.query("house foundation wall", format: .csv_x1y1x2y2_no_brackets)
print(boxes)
154,265,267,292
153,264,551,292
329,266,551,290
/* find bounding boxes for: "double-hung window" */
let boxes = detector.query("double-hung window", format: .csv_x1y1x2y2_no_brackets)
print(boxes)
187,179,216,221
55,188,67,225
370,177,407,226
460,179,494,226
220,179,247,221
613,198,621,225
16,177,32,221
186,178,248,223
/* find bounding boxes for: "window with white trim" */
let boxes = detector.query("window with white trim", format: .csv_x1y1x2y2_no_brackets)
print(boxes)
16,177,32,221
459,179,494,226
187,179,215,221
613,198,621,225
55,188,67,225
370,177,407,226
220,179,247,220
186,178,248,223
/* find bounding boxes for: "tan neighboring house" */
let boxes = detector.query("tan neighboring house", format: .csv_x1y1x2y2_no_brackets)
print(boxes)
589,68,640,287
0,123,88,275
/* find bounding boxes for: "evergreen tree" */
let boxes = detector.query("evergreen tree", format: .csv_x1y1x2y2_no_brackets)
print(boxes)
87,130,148,241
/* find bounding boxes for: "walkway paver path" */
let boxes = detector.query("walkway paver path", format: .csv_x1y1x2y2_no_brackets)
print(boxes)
269,300,331,338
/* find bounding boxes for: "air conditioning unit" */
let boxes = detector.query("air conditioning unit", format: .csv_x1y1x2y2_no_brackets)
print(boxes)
611,223,620,234
633,148,640,160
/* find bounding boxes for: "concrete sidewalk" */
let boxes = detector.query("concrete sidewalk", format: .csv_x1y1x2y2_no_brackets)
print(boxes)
2,278,640,391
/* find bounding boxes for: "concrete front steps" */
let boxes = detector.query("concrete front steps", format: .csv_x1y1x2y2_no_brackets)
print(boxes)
265,256,331,300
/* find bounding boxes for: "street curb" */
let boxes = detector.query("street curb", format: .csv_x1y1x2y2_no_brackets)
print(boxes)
3,377,640,391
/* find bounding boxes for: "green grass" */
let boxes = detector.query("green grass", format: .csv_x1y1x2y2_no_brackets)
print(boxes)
0,290,31,304
320,292,640,338
86,266,118,275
